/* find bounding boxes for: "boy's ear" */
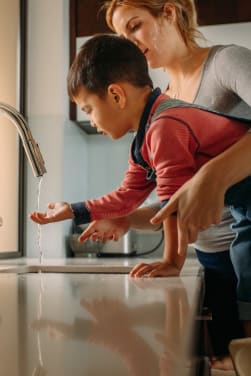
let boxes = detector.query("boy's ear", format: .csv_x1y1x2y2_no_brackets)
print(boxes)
107,84,126,108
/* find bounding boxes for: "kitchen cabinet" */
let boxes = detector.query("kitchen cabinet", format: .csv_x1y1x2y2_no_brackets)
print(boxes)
69,0,110,129
196,0,251,25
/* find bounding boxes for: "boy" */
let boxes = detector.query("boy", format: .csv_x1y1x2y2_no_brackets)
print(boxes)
30,34,251,316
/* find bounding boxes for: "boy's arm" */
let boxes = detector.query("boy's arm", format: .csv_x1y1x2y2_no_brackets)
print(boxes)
129,215,186,278
79,204,162,243
162,215,186,271
30,159,155,226
29,202,74,224
77,160,155,225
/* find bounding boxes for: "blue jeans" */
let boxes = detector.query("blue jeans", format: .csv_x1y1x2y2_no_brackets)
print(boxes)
196,249,244,355
195,249,237,279
225,175,251,319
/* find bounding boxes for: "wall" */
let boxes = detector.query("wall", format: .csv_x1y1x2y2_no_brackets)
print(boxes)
0,1,19,362
0,0,19,253
199,22,251,49
25,0,89,258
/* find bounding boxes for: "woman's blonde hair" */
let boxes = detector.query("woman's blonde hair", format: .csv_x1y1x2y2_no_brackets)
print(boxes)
102,0,203,47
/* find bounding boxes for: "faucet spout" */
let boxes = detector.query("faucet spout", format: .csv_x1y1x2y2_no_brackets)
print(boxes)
0,102,46,177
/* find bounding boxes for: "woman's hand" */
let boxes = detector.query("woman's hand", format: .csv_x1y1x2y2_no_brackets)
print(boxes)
130,261,180,278
79,217,130,243
29,202,74,224
151,173,225,254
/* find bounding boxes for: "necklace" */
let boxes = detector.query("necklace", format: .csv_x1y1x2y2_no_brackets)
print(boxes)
167,85,180,99
167,70,201,101
171,91,178,99
166,48,210,101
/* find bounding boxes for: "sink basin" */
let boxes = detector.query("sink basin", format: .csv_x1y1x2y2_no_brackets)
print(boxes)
0,259,133,274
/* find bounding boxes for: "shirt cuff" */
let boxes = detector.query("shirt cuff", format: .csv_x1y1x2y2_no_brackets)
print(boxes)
70,202,91,225
160,199,169,208
160,199,177,216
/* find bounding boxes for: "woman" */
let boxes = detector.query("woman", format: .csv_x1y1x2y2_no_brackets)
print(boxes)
102,0,251,292
103,0,251,255
80,0,251,370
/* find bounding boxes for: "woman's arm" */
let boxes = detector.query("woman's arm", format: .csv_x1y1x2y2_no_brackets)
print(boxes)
151,132,251,254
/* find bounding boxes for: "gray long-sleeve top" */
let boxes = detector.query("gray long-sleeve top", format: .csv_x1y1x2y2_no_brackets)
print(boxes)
191,44,251,252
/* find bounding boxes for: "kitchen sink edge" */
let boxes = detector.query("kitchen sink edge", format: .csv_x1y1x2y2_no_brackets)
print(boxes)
0,256,201,275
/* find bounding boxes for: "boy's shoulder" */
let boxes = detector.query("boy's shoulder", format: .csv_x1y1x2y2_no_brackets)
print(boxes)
150,96,210,124
151,95,251,127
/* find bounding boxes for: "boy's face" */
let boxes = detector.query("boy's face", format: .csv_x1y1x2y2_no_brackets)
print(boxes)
74,86,131,139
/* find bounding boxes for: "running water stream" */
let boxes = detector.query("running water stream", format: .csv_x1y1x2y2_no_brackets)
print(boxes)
36,177,44,265
32,273,46,376
33,177,46,375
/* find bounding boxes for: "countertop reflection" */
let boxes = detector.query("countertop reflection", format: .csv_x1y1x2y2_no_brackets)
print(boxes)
0,267,202,376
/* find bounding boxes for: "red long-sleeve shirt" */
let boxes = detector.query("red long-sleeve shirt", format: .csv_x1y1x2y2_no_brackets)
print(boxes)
72,91,249,225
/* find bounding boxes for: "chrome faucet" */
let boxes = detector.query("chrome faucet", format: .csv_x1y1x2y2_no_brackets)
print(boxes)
0,102,46,177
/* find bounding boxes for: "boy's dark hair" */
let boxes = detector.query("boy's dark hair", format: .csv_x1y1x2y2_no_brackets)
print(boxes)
67,34,153,99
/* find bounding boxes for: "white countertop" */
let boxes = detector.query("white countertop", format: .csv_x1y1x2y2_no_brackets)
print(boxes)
0,255,201,274
0,256,203,376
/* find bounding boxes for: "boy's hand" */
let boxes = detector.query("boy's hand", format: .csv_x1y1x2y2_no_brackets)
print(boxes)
29,202,74,224
129,261,180,278
79,217,130,243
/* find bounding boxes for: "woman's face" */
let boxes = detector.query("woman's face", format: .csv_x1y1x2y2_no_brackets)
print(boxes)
112,5,178,68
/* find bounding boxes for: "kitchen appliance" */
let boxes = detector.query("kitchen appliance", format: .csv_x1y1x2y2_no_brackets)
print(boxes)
69,223,137,257
69,222,164,258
